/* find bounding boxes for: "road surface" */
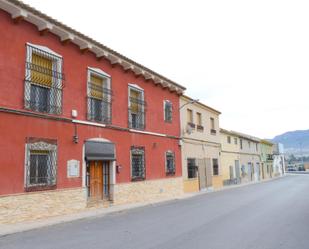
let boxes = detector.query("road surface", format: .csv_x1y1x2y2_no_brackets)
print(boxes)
1,175,309,249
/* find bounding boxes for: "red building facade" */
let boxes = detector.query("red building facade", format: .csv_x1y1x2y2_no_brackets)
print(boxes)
0,0,185,222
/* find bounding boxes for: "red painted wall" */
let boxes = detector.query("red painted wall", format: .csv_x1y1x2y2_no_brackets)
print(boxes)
0,9,182,195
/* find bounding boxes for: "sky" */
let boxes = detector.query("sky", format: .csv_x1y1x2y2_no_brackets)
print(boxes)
22,0,309,139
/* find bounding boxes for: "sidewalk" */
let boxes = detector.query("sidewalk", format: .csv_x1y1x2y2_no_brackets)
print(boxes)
0,176,284,237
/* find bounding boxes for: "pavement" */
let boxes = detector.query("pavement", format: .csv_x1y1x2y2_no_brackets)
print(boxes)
1,174,308,249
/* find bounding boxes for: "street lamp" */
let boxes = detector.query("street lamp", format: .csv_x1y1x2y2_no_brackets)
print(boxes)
179,99,199,110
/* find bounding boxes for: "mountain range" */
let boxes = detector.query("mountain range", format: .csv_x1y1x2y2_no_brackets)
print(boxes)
271,129,309,156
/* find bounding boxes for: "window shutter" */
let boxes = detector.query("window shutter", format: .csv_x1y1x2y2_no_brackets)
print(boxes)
90,74,104,99
31,54,53,87
130,90,140,113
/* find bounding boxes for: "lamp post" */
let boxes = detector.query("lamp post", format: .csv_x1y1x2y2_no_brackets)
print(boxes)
179,99,199,110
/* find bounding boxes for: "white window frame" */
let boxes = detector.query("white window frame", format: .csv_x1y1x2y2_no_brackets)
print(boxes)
212,158,220,176
130,146,145,180
24,43,63,113
128,84,145,128
24,140,57,188
165,150,175,174
87,67,111,122
163,100,173,122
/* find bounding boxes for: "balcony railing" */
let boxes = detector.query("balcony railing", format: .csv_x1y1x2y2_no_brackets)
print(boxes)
196,125,204,132
129,96,147,106
128,97,146,130
187,122,196,129
267,154,274,161
128,109,145,130
24,44,64,115
87,83,112,123
211,129,217,135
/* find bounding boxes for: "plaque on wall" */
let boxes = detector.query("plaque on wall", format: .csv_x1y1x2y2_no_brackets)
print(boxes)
67,159,80,178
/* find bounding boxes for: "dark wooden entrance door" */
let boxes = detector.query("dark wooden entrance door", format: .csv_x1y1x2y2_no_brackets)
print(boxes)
89,161,103,200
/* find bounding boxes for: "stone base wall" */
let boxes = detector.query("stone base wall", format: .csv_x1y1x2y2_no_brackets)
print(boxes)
0,188,87,224
212,176,223,189
113,177,184,205
183,178,199,193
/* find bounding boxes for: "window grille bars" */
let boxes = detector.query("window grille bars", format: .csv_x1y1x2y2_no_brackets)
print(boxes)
131,146,145,180
87,83,112,123
24,44,64,115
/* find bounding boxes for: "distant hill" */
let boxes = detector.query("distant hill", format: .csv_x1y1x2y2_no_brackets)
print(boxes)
271,130,309,156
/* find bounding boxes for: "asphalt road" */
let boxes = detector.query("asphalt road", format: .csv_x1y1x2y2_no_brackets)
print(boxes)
1,175,309,249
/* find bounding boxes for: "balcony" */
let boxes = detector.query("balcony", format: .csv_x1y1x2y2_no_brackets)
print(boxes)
211,129,217,135
187,122,196,129
24,44,64,115
267,154,274,161
128,109,145,130
87,84,112,124
128,97,146,130
196,125,204,132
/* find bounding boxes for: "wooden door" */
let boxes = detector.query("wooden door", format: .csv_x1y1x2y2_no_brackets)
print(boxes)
90,161,103,200
205,158,212,187
198,159,206,190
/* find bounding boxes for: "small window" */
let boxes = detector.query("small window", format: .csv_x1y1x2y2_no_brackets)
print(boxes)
213,158,219,176
87,69,112,123
166,151,175,175
256,143,258,152
164,101,173,123
131,146,145,180
29,152,49,185
196,112,204,131
24,44,64,115
210,117,215,129
25,138,57,191
187,158,197,178
234,138,238,145
227,136,231,144
129,86,146,130
187,109,193,123
240,139,243,149
248,141,251,148
196,113,202,126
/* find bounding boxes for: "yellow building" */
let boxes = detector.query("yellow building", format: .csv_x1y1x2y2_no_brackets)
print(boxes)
220,129,241,186
260,139,274,179
180,96,222,192
220,129,261,186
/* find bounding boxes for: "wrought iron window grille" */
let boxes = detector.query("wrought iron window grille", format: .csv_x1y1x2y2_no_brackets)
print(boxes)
87,82,112,124
164,101,173,123
128,97,146,130
25,139,57,191
24,44,64,115
131,146,145,181
166,152,175,175
197,125,204,131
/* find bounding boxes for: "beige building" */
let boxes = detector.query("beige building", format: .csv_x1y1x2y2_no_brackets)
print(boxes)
220,129,261,186
180,96,221,192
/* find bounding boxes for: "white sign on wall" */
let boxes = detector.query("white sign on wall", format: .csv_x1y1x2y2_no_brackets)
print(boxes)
67,159,80,178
